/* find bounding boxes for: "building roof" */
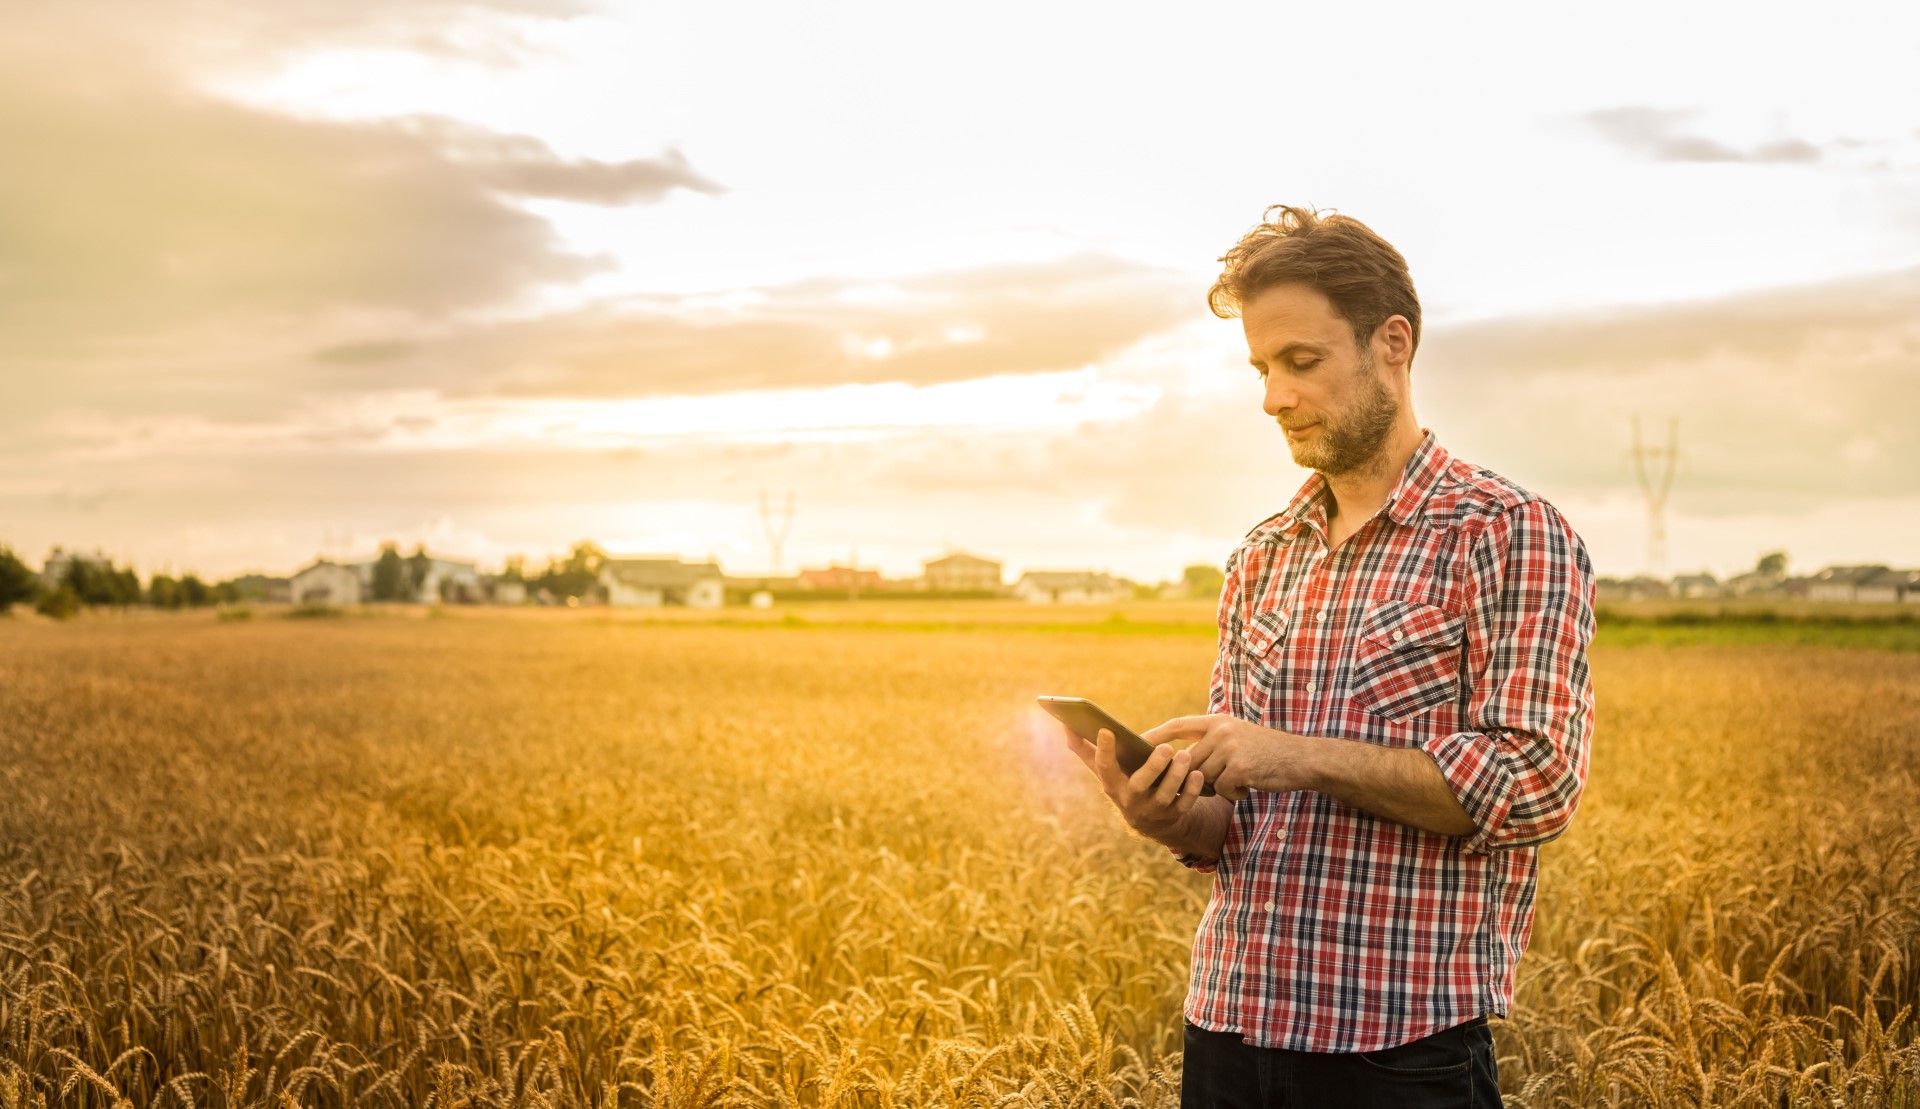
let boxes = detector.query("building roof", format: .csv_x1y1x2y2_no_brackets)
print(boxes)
1813,564,1890,586
1859,568,1920,590
603,558,724,589
924,552,1001,569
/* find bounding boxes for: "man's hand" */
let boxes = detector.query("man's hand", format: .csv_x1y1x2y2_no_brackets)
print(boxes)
1146,714,1311,801
1059,726,1209,844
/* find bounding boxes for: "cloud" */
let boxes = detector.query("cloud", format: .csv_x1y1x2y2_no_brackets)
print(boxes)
0,2,715,361
404,118,725,203
1415,265,1920,515
1577,107,1826,164
464,253,1197,398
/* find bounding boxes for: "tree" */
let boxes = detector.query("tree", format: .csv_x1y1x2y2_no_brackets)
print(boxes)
149,574,182,609
500,555,526,583
1181,564,1226,600
371,543,406,601
407,545,431,601
534,541,605,602
0,547,38,613
1756,551,1788,577
180,574,210,607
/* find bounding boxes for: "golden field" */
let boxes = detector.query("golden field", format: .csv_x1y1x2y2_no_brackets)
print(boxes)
0,607,1916,1107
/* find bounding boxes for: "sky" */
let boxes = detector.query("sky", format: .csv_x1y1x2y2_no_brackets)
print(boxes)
3,0,1919,584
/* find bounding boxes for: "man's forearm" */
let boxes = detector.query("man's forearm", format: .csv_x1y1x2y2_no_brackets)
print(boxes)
1302,737,1477,838
1157,794,1233,859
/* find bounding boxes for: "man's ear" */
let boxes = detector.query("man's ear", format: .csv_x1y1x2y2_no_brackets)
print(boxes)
1377,314,1415,371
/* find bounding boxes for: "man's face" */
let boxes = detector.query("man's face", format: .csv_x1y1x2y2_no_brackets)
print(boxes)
1242,282,1401,477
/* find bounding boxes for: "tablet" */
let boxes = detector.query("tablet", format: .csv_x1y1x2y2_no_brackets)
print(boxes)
1037,695,1214,796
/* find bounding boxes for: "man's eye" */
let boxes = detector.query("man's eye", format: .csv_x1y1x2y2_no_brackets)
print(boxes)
1294,359,1320,371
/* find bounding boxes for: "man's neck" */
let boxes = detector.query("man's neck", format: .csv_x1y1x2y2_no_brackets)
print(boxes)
1322,421,1427,536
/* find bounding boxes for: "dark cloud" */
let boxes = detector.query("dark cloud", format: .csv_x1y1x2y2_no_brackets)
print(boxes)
1577,107,1826,164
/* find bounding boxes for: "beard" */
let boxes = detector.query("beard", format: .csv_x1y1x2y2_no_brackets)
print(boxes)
1285,349,1401,476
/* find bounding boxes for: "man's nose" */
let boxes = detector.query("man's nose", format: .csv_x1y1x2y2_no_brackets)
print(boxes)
1262,379,1298,419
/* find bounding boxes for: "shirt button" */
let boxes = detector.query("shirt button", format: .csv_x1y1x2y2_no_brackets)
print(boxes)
1392,630,1405,643
1303,680,1316,694
1314,610,1326,622
1264,901,1277,913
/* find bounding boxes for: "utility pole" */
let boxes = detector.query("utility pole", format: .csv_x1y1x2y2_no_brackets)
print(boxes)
759,489,795,574
1630,417,1678,578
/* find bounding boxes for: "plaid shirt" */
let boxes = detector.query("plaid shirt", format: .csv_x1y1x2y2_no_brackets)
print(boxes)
1180,429,1595,1052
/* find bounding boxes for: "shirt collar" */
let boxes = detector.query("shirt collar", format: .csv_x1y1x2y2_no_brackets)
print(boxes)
1384,429,1451,526
1274,429,1450,537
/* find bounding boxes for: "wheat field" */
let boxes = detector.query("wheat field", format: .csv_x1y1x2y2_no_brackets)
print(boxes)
0,609,1916,1107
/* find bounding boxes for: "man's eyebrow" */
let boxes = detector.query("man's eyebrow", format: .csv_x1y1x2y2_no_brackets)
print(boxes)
1248,341,1329,367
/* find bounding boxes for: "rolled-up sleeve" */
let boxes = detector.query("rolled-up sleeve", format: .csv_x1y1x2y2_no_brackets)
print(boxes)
1418,500,1595,855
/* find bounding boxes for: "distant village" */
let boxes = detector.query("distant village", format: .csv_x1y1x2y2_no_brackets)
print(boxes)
5,542,1920,616
11,544,1161,612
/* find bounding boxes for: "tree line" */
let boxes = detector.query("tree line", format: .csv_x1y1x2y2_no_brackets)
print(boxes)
0,546,244,619
0,540,616,618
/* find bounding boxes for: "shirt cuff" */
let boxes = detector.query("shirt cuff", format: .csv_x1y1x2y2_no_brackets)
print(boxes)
1418,730,1519,855
1169,846,1218,873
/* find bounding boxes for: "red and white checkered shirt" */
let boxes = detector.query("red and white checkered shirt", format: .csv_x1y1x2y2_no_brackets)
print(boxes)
1180,429,1595,1052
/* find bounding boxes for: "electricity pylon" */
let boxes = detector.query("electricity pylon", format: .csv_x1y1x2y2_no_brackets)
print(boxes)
1630,417,1678,578
759,489,795,574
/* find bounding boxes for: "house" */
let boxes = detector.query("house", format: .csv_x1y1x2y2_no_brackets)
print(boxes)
290,560,362,606
421,557,482,603
1014,570,1131,605
797,565,885,592
40,547,109,591
1671,572,1722,599
1857,568,1920,604
601,557,724,608
491,579,527,606
1725,569,1785,597
1594,576,1673,602
1807,565,1889,604
922,552,1002,592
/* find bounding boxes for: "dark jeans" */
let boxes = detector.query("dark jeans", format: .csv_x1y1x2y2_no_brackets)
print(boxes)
1181,1016,1501,1108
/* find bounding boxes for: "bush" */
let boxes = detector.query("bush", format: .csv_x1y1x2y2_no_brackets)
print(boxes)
286,604,345,620
217,606,254,622
35,588,81,621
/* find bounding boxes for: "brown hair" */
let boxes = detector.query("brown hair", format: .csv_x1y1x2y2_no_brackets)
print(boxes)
1207,204,1421,362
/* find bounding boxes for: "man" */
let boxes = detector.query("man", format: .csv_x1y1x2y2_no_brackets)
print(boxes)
1063,205,1595,1108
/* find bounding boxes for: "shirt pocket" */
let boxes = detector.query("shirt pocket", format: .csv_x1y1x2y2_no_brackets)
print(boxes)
1349,599,1467,721
1230,608,1291,714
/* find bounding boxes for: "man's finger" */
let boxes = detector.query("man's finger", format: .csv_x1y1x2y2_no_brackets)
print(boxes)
1058,724,1096,769
1127,742,1175,797
1092,728,1126,787
1141,715,1217,746
1173,770,1207,814
1151,747,1192,807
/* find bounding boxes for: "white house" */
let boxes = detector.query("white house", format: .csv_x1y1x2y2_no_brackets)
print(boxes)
291,560,363,606
1014,570,1131,605
409,557,482,603
492,579,527,605
600,558,725,608
352,554,483,603
1808,565,1888,604
1857,568,1920,605
40,547,110,591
